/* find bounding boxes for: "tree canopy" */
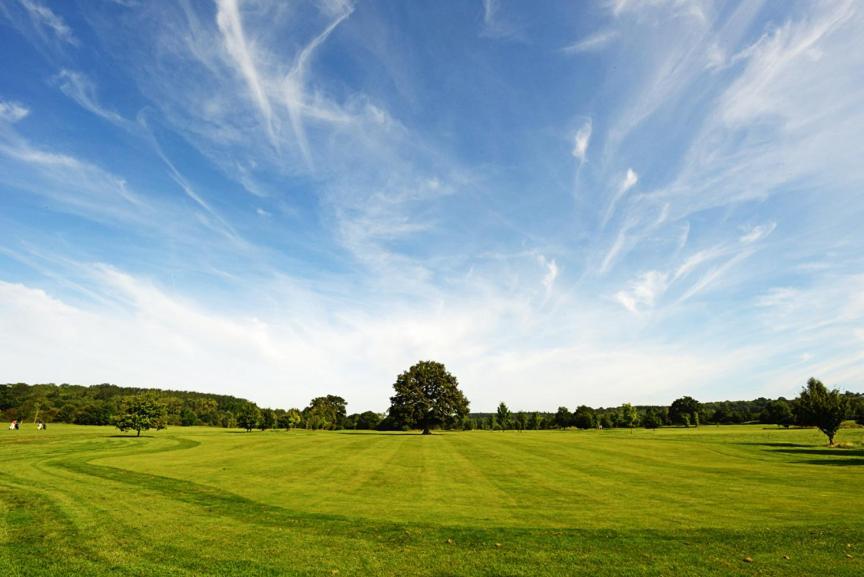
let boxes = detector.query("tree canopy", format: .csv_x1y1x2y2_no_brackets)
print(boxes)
236,404,261,432
387,361,469,434
618,403,639,429
113,395,167,437
303,395,347,430
669,396,700,427
572,405,595,429
795,378,848,445
760,398,794,427
496,402,512,430
554,406,572,429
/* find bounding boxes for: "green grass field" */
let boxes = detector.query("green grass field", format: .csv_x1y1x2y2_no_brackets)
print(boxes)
1,424,862,576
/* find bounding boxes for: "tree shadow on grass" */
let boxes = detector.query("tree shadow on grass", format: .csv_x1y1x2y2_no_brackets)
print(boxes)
772,447,864,457
769,447,864,466
793,458,864,466
738,442,811,448
335,431,420,436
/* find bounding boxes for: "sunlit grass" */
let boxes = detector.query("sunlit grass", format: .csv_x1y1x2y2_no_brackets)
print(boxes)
1,424,862,576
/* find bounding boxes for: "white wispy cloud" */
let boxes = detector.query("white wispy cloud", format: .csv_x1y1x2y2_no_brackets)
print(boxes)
739,222,776,244
610,0,710,23
15,0,78,46
480,0,522,40
0,101,29,123
54,69,132,129
589,1,862,306
0,128,146,223
657,2,864,220
622,168,638,191
215,0,276,144
563,30,618,54
137,115,246,249
615,270,668,314
672,246,725,281
538,255,559,293
676,250,752,304
571,119,592,163
600,224,629,274
720,3,856,126
282,2,355,167
602,167,638,227
0,112,265,273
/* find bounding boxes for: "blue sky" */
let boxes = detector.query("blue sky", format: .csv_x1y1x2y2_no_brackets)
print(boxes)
1,0,862,412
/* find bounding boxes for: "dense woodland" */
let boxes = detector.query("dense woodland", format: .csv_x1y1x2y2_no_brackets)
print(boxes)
3,381,863,432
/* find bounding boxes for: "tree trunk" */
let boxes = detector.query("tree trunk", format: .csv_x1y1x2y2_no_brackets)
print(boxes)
422,425,431,435
136,429,141,437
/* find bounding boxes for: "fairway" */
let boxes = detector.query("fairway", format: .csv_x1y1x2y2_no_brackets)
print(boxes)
2,425,863,576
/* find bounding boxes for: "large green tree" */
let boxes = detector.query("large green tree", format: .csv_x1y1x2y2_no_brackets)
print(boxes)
388,361,469,435
303,395,347,430
795,378,849,445
113,395,167,437
669,396,700,427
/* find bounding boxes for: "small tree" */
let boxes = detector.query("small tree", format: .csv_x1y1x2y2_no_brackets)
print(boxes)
572,405,595,429
795,378,849,445
237,404,261,432
618,403,639,429
113,395,167,437
554,406,572,429
387,361,469,435
669,396,700,427
285,408,302,429
496,402,512,430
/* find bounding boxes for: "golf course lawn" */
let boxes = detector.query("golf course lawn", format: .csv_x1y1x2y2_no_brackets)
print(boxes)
1,424,862,576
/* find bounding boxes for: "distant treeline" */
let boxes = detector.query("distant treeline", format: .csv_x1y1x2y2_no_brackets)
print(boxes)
0,383,257,428
466,394,864,431
2,382,863,431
